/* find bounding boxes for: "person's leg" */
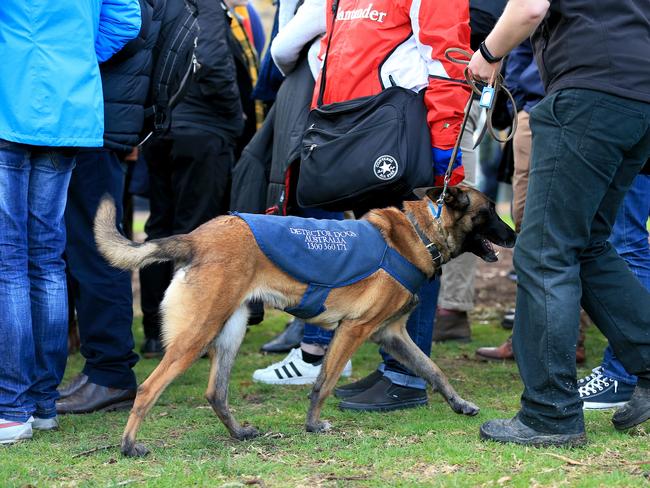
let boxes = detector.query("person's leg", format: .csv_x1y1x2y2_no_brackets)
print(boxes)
254,206,349,384
63,150,138,391
581,174,650,408
511,110,532,234
27,148,76,420
476,110,532,360
139,138,174,354
338,277,440,411
435,102,479,341
509,89,650,435
380,277,440,388
0,141,36,424
169,131,234,234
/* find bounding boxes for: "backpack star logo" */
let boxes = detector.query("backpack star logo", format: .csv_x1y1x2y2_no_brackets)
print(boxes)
373,155,398,180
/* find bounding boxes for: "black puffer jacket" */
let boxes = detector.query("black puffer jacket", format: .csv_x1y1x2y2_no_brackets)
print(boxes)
101,0,165,154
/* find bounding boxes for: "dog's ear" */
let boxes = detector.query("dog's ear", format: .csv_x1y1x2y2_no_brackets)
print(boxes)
418,186,470,211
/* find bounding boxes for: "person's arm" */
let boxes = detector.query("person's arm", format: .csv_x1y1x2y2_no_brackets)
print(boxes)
96,0,142,63
412,0,471,185
271,0,326,76
468,0,550,83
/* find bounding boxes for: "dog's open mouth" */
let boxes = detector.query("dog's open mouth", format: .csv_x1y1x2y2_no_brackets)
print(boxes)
479,238,499,262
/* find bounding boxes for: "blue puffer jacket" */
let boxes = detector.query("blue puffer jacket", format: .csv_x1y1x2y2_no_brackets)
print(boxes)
0,0,141,147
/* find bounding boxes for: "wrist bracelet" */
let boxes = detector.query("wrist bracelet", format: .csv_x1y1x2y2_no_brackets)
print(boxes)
479,41,503,64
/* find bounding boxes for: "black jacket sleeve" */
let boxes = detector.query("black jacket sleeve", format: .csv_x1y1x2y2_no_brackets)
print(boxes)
193,0,242,107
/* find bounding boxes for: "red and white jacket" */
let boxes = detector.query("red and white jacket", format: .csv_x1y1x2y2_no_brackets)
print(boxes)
314,0,471,153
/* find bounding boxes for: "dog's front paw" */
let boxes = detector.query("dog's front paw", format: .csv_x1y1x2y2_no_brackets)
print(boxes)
306,420,332,433
233,425,260,441
121,441,150,458
450,398,480,416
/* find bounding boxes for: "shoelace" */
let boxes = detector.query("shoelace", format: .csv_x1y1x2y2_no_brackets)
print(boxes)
579,373,616,396
578,366,603,386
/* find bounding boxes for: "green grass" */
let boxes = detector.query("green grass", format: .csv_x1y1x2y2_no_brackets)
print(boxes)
4,312,649,487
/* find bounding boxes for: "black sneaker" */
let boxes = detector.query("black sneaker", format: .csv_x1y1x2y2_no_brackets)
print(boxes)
480,416,587,447
579,369,634,410
334,370,383,399
338,376,427,412
612,385,650,431
140,338,164,359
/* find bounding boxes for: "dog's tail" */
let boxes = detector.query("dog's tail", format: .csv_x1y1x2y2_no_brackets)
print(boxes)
94,196,193,270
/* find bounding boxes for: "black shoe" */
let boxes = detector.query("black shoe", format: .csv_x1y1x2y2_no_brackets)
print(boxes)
501,308,515,330
612,385,650,431
334,370,383,399
141,338,164,359
260,319,304,353
247,299,265,325
57,373,89,399
480,416,587,447
338,376,428,412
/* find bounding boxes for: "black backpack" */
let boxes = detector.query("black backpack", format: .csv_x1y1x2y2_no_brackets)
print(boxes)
143,0,199,138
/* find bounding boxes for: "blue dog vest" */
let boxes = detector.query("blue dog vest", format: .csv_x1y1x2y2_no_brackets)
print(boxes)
235,213,428,319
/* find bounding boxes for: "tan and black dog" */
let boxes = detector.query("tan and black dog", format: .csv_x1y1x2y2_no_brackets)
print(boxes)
94,185,516,457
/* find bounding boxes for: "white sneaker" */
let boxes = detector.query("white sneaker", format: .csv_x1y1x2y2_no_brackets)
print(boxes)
0,417,33,444
33,416,59,431
253,348,352,385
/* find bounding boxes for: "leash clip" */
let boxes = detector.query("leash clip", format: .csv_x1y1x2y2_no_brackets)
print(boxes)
479,84,495,109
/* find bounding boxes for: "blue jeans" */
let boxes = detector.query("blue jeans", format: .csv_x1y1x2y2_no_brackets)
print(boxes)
380,277,440,389
65,150,138,390
602,174,650,385
0,139,75,422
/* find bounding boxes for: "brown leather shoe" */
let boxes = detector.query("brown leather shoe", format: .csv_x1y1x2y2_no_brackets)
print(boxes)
433,310,471,343
56,382,136,414
476,335,587,363
476,336,514,361
57,373,89,399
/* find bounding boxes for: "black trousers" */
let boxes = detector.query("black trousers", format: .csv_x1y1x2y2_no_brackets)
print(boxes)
65,149,138,390
140,130,234,340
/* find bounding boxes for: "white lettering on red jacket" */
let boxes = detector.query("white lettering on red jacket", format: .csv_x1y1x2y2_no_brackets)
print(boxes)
313,0,471,150
336,4,388,23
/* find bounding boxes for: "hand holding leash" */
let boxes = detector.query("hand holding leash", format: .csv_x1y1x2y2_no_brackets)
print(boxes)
434,48,517,211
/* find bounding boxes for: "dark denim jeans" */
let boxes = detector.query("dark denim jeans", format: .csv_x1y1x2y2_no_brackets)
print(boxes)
0,139,75,422
601,174,650,385
65,150,138,390
513,89,650,434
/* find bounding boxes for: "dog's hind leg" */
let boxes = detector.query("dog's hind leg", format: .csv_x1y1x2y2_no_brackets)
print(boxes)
121,279,241,457
205,305,259,441
305,321,376,433
375,318,480,416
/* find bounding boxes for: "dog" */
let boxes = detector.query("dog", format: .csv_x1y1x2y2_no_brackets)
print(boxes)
94,185,516,457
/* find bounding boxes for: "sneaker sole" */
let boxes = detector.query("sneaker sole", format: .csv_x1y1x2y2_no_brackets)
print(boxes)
253,376,318,385
583,401,629,410
253,368,351,386
479,427,587,447
0,428,32,444
58,400,134,415
612,409,650,431
339,398,428,412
